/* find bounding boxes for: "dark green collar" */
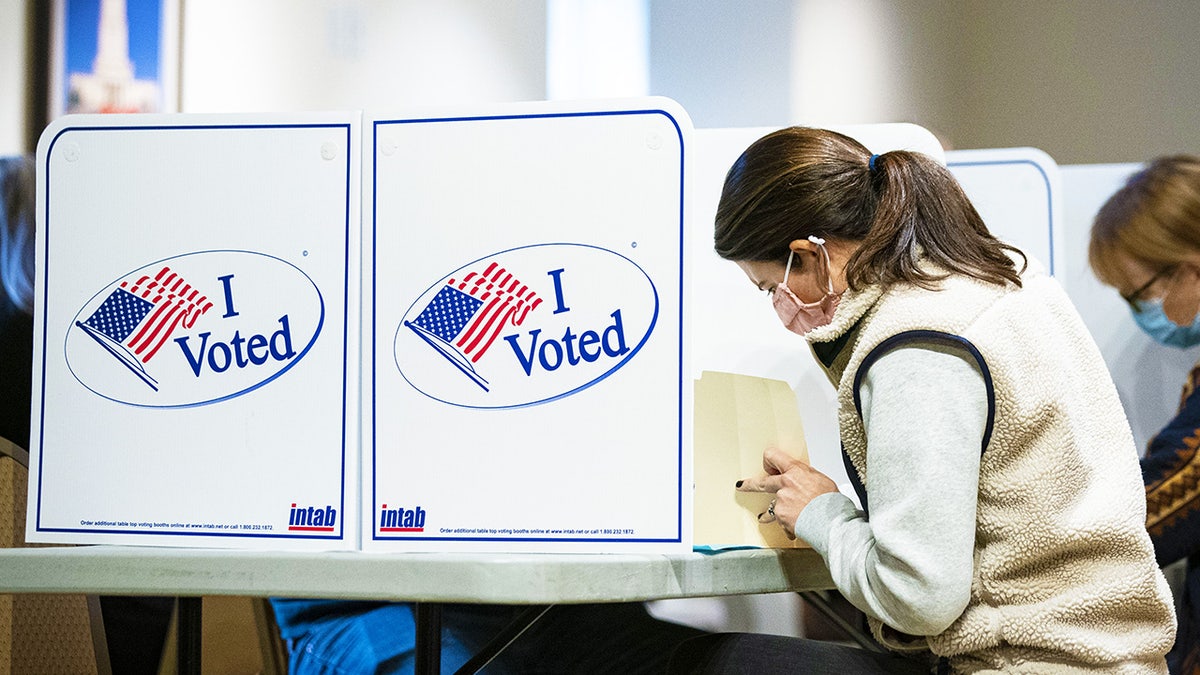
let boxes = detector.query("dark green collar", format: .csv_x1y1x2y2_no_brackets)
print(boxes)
811,318,861,369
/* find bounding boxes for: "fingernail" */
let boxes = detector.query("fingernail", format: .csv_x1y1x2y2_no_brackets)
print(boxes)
735,480,743,488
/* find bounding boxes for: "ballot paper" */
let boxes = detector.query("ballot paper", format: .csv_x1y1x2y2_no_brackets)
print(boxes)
693,371,810,549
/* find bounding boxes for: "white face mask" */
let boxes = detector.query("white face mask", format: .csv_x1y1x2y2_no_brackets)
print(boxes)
771,237,841,335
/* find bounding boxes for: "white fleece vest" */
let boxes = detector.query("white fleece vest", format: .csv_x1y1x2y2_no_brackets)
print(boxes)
806,261,1176,673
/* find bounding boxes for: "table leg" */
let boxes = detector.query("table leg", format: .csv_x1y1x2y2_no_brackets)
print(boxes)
796,591,882,653
454,604,552,675
176,597,202,675
414,602,442,675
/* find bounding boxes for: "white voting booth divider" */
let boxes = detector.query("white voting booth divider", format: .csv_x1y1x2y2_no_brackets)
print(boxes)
947,147,1064,278
28,98,695,554
364,99,693,553
27,102,1099,564
1058,163,1200,454
29,113,361,550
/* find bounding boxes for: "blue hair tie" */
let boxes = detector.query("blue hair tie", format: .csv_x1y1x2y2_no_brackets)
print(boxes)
868,154,880,172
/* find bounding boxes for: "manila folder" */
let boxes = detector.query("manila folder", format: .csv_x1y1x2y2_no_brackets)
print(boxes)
693,370,810,549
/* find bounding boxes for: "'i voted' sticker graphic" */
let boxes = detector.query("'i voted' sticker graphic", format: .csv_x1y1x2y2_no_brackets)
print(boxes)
66,250,324,407
394,243,659,409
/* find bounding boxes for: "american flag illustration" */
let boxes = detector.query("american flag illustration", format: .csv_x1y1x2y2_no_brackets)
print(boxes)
405,262,542,390
76,266,213,390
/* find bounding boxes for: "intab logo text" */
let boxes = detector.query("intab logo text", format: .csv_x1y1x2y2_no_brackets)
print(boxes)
288,503,337,532
379,504,426,532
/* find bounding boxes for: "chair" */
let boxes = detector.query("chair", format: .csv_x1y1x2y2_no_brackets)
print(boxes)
155,596,287,675
0,435,111,674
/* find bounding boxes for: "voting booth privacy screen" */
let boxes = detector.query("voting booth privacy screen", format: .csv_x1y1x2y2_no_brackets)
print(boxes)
366,100,693,552
28,102,1084,555
28,99,694,553
946,147,1064,278
29,113,361,549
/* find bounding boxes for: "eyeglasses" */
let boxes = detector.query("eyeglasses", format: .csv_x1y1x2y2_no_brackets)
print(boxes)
1121,265,1177,311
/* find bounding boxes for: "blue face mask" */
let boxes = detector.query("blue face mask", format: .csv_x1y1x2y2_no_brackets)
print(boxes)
1131,298,1200,348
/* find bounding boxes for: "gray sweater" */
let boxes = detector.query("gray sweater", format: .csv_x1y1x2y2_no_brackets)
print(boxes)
796,343,985,636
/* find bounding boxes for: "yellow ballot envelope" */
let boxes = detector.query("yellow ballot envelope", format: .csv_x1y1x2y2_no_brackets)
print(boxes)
693,371,810,549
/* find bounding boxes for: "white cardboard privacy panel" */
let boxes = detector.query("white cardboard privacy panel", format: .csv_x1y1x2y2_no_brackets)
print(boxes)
30,112,1075,556
947,147,1064,277
365,98,693,552
1058,162,1200,454
29,113,360,549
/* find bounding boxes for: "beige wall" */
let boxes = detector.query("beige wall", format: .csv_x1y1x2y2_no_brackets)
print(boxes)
794,0,968,142
648,0,1200,165
954,0,1200,164
0,0,29,155
8,1,1200,165
180,0,547,113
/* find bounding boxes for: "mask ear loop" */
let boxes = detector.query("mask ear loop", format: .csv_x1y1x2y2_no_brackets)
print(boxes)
782,250,795,287
807,235,835,295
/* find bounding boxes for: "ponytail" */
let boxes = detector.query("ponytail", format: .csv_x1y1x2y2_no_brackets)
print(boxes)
848,150,1025,290
714,127,1025,291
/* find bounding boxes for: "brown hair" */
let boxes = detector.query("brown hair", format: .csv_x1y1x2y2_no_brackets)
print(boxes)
1089,155,1200,292
713,127,1025,290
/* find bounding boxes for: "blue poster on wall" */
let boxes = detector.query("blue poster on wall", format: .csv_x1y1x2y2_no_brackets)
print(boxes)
56,0,175,116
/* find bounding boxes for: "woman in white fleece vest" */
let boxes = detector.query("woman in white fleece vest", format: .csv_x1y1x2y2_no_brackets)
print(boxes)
668,127,1176,674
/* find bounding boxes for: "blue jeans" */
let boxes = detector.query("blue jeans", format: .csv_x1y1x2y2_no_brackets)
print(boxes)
272,600,705,675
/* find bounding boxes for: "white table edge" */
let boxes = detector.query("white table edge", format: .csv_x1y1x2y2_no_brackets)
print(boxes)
0,545,834,603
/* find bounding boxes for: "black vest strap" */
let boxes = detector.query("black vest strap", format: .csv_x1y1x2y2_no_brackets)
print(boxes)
841,442,869,515
841,329,996,518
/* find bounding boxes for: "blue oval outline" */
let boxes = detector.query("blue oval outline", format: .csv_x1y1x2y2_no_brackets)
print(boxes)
394,242,659,410
65,249,325,409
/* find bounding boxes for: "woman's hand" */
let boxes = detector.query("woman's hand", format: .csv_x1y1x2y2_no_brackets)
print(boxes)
737,446,838,538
